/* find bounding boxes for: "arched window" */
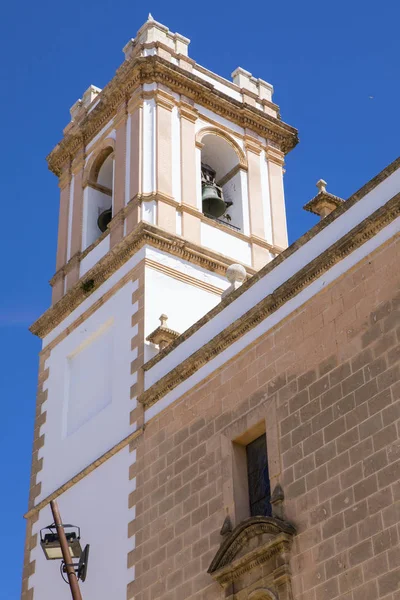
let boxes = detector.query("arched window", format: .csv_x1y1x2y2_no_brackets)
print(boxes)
199,131,248,232
83,146,114,249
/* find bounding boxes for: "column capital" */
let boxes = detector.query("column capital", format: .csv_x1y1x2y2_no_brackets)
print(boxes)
154,89,176,112
179,102,198,123
114,102,128,128
244,135,262,155
265,143,285,166
127,89,144,113
71,148,85,173
58,168,72,189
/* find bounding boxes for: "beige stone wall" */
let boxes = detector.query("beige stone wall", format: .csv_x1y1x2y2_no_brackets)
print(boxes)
129,233,400,600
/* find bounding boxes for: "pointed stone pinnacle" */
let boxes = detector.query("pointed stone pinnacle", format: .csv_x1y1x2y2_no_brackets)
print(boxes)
148,13,154,21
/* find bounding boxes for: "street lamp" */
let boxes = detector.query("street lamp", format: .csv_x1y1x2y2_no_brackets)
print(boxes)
40,500,90,600
40,524,82,560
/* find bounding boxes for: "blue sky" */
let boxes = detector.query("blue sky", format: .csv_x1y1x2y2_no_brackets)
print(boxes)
0,0,399,596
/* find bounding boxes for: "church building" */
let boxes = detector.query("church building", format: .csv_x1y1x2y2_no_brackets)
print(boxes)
22,16,400,600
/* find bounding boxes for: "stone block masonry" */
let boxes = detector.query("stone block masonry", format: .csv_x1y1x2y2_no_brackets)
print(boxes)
128,232,400,600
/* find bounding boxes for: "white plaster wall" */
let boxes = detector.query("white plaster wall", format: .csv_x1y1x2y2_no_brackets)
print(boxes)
66,321,114,436
80,235,110,277
192,68,242,102
195,110,244,138
201,222,252,266
82,187,112,250
145,267,222,362
145,166,400,392
142,199,157,224
260,151,273,244
144,247,228,362
146,246,227,290
38,279,138,500
196,146,202,210
240,170,250,236
176,211,182,235
142,98,156,193
30,446,135,600
222,170,245,231
143,47,157,57
171,105,181,203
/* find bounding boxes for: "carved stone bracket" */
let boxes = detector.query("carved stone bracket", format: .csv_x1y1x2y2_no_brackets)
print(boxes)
208,516,296,600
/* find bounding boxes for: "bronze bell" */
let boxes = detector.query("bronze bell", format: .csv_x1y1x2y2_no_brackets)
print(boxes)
202,183,227,218
201,162,229,218
97,208,112,232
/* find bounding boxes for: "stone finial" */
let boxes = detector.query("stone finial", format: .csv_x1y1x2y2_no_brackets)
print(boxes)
221,264,247,300
123,15,190,61
231,67,273,102
69,85,102,122
303,179,344,219
220,515,232,536
271,483,285,520
146,314,180,351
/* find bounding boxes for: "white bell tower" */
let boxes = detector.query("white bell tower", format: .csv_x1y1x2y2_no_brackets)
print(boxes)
22,16,297,600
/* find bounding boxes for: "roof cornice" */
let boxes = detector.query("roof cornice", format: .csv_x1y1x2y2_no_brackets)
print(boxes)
30,222,256,339
47,55,298,176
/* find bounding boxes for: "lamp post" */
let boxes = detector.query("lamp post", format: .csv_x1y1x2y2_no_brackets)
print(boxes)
40,500,89,600
50,500,83,600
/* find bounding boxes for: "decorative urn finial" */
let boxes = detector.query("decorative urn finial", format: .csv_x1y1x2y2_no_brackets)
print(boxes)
146,314,180,352
221,264,247,300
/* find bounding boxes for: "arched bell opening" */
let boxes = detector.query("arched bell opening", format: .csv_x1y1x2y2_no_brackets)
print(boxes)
200,133,247,232
83,147,114,250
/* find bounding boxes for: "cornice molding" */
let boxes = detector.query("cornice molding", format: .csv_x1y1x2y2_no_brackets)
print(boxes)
47,55,298,176
24,426,144,518
139,194,400,407
31,222,256,339
144,258,224,296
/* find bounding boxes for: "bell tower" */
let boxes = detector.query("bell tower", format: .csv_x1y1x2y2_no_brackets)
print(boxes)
22,16,297,600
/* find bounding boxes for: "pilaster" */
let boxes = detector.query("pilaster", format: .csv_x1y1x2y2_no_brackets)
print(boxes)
55,167,71,271
126,92,143,235
51,272,64,305
111,105,128,247
251,243,271,270
266,144,288,249
180,102,200,244
245,136,265,244
156,91,176,234
53,166,71,303
70,148,85,255
66,147,85,291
